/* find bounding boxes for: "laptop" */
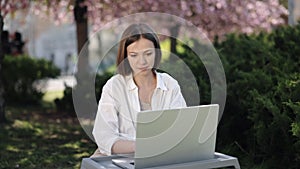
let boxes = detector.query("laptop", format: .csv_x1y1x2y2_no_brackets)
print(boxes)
112,104,219,169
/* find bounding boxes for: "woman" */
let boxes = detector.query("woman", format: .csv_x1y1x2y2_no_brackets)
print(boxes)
92,23,186,156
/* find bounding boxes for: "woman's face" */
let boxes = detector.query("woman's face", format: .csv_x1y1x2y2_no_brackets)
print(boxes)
126,37,155,76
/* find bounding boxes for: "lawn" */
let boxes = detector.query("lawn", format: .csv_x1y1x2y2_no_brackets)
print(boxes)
0,105,97,169
42,90,64,103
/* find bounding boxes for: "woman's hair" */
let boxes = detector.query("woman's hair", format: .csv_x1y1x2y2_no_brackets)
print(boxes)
116,23,161,76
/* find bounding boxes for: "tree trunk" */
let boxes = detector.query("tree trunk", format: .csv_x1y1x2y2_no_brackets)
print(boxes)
0,13,7,123
73,0,97,122
74,0,89,81
170,24,180,56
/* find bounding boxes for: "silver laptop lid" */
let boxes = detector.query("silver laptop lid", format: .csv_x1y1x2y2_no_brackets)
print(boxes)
134,104,219,169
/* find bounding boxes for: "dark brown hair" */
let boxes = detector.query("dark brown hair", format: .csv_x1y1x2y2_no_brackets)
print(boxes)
116,23,161,75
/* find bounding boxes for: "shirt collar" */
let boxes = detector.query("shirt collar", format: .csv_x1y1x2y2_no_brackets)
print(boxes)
156,72,168,91
125,71,168,91
126,73,137,91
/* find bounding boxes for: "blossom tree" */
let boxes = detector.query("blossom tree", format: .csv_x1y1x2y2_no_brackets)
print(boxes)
82,0,288,53
82,0,288,38
0,0,288,123
30,0,288,54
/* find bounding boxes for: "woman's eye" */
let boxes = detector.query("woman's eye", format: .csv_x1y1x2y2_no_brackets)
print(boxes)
130,54,137,57
146,52,153,56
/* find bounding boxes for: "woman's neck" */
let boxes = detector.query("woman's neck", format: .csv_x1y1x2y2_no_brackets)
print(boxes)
133,71,156,88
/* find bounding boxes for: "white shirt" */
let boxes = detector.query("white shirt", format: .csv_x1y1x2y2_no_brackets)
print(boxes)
92,72,187,155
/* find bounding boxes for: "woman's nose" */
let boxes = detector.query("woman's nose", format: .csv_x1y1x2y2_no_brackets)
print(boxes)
138,55,147,64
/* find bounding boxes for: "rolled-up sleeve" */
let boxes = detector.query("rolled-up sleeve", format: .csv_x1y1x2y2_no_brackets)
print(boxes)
92,80,121,155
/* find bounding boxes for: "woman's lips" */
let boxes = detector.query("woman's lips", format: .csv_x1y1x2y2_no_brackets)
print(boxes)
138,67,149,71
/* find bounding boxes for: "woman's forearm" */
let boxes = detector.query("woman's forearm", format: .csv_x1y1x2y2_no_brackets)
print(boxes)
111,140,135,154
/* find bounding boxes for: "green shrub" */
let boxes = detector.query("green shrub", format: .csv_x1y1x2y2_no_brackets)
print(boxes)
215,25,300,168
2,55,60,105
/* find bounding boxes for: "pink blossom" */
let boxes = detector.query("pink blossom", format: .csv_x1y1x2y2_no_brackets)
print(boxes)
0,0,288,40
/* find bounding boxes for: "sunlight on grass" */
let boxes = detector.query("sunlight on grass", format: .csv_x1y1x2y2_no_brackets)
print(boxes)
19,158,29,165
74,152,91,159
62,142,80,149
6,145,19,152
13,120,34,130
43,90,64,103
1,106,97,169
12,120,44,136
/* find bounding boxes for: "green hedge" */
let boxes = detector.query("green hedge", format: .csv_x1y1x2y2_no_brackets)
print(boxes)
215,24,300,168
2,56,60,105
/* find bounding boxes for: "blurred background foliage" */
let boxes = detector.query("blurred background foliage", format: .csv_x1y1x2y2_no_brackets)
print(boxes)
2,56,60,105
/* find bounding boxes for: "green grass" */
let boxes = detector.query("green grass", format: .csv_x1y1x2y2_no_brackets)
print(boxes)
43,90,64,103
0,106,97,169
